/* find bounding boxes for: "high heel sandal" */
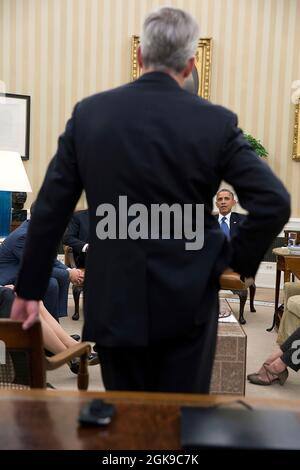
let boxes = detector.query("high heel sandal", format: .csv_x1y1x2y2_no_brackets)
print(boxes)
247,362,270,381
264,363,289,385
248,362,288,386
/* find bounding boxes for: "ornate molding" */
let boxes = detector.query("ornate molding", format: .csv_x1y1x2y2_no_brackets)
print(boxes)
194,38,212,100
292,104,300,161
131,35,140,82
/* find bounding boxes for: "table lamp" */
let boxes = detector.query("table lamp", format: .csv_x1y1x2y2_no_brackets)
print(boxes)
0,150,32,237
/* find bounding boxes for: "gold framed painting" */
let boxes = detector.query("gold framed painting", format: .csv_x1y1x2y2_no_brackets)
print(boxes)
131,36,212,100
292,104,300,161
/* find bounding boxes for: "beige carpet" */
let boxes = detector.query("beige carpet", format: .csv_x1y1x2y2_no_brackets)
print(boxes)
47,292,300,399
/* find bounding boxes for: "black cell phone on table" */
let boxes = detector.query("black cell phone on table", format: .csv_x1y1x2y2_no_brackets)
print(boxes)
78,399,115,426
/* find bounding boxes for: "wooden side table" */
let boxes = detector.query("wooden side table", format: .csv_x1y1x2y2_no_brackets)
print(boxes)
268,247,300,331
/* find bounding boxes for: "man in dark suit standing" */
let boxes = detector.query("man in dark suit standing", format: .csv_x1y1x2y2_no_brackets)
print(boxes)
215,189,245,239
63,209,89,268
11,7,290,393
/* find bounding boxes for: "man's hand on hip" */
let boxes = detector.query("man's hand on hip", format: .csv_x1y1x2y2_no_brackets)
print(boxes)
10,297,40,330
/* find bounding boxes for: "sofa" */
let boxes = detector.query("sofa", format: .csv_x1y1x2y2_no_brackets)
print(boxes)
277,282,300,345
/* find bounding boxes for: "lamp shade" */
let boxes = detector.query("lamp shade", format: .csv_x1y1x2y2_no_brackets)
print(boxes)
0,150,32,192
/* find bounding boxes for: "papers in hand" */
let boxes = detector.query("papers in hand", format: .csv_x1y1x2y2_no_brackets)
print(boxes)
218,309,237,323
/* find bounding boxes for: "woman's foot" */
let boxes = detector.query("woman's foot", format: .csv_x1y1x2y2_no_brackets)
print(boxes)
247,362,270,380
247,349,283,380
68,353,99,374
68,358,80,374
88,352,99,365
247,359,288,386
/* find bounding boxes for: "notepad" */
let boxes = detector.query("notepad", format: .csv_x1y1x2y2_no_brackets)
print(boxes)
181,407,300,450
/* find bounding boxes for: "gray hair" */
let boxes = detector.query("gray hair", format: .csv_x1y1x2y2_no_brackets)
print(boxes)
140,7,199,74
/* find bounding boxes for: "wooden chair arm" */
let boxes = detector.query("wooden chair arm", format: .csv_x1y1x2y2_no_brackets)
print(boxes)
63,245,77,269
46,342,91,390
46,342,91,370
220,270,246,290
219,270,255,291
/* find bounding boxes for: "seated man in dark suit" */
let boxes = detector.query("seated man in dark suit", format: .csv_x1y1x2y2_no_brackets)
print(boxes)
0,216,83,321
215,188,245,238
215,188,256,317
63,209,89,268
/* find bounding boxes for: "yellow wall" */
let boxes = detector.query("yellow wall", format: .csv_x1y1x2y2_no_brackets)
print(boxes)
1,0,300,213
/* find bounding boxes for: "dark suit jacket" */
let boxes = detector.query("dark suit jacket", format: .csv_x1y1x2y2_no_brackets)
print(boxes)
0,220,67,285
216,212,246,238
0,286,15,318
63,209,89,267
15,72,290,347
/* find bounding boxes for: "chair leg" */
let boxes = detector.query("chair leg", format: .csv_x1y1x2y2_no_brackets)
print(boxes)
78,353,89,390
72,286,81,321
233,289,247,325
249,284,256,312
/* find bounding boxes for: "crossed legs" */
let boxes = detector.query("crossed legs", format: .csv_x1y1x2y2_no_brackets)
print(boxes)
247,326,300,385
39,301,78,354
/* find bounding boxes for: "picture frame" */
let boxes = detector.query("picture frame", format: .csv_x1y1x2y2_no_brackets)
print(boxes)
292,104,300,161
131,36,212,100
0,93,30,160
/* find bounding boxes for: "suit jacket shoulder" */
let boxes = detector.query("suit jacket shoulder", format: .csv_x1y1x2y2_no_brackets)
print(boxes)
230,212,246,237
230,212,246,223
74,209,88,222
0,221,29,284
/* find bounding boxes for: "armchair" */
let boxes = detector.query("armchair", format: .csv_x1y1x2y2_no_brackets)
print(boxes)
0,319,91,390
219,270,256,324
64,245,83,320
277,282,300,345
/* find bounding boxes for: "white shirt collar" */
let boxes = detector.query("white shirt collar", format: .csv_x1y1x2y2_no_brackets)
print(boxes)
218,212,232,224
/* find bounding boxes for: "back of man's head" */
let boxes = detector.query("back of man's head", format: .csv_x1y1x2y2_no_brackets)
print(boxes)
140,7,199,74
